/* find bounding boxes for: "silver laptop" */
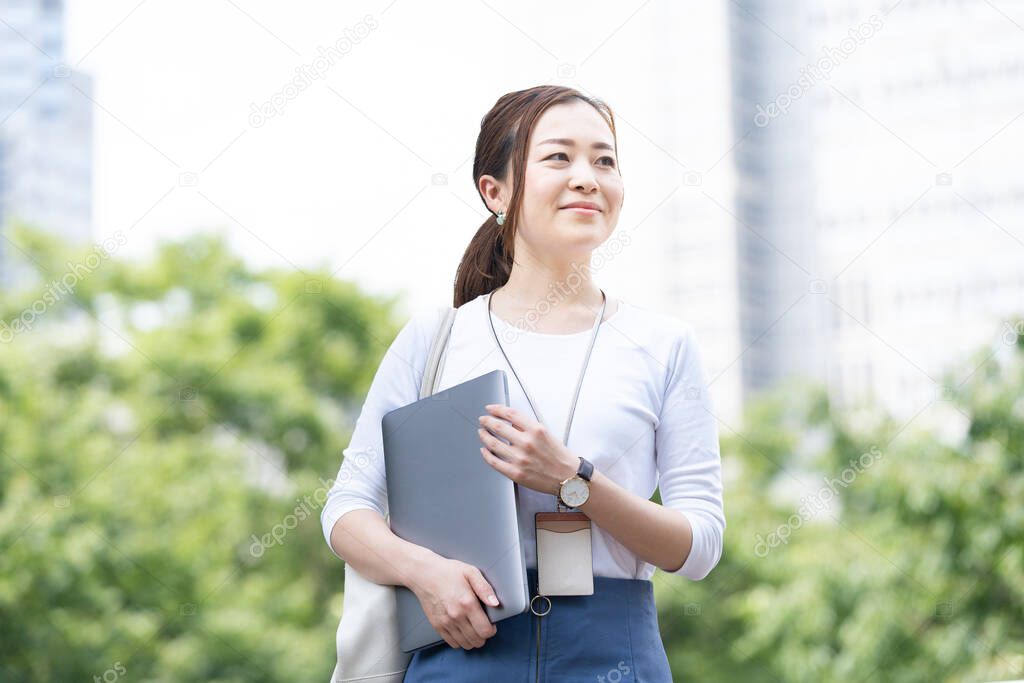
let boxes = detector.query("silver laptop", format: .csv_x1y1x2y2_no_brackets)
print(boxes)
382,369,529,653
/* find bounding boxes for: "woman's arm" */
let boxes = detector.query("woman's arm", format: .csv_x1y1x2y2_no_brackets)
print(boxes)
331,508,501,650
322,306,501,649
329,508,437,588
479,321,725,579
574,468,695,573
478,322,725,579
642,323,726,579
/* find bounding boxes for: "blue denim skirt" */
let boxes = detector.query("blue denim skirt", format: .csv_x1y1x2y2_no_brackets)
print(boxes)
403,568,673,682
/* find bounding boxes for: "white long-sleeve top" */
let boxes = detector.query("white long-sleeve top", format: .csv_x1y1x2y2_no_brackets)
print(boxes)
320,291,726,581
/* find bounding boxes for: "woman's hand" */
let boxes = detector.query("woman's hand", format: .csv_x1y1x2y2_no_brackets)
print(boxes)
478,404,580,495
407,555,500,650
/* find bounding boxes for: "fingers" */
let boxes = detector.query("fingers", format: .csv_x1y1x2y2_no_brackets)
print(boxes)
464,567,499,642
467,606,497,644
424,597,472,649
480,445,517,481
478,427,515,461
428,566,502,650
477,425,501,450
437,615,476,649
466,565,500,609
442,568,498,649
484,404,526,432
452,619,486,649
426,603,460,649
444,602,485,649
439,627,459,650
479,416,517,449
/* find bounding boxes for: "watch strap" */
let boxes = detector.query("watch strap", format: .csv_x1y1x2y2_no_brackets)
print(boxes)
577,456,594,482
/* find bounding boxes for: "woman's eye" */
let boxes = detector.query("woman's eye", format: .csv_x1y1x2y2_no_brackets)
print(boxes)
544,152,616,167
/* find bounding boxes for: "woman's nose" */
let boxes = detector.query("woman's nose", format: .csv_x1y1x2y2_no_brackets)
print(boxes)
570,171,598,192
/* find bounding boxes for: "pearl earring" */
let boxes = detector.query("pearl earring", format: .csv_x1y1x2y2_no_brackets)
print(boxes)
496,210,506,226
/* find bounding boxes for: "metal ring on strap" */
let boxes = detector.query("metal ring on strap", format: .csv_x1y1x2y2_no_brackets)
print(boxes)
529,594,552,617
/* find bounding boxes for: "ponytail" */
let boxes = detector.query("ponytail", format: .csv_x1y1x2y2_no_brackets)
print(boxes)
453,213,512,308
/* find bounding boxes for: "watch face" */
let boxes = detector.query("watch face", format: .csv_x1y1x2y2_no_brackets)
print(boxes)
561,478,590,507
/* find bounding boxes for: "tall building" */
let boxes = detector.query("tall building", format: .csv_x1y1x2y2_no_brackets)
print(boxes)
686,0,1024,424
727,1,829,404
0,0,93,284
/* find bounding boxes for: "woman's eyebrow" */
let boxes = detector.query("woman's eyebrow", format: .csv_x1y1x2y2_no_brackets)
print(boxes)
537,137,615,151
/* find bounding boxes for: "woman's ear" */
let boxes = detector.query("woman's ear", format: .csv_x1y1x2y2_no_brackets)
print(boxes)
478,174,508,215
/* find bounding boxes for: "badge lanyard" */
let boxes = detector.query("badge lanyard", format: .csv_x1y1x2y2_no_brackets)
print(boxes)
486,288,608,625
485,288,607,512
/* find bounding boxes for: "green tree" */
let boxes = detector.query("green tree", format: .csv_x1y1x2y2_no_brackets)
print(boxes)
658,341,1024,682
0,228,405,681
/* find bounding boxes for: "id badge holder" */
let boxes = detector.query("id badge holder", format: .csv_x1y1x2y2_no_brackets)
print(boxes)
534,511,594,597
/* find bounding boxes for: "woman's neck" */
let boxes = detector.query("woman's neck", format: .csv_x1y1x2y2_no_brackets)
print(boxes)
500,272,601,308
490,263,616,334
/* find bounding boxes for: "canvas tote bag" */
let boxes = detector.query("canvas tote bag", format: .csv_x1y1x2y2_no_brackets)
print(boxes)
331,306,457,682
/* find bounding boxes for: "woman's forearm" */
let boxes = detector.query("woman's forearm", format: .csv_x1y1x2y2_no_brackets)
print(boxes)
329,508,439,590
576,466,694,573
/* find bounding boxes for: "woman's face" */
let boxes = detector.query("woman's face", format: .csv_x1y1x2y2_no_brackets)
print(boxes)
515,100,624,260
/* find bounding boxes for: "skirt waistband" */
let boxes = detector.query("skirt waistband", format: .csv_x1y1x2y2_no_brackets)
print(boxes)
403,565,673,681
523,567,653,603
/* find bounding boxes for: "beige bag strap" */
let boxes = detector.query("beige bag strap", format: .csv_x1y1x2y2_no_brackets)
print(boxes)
333,305,458,683
419,307,456,399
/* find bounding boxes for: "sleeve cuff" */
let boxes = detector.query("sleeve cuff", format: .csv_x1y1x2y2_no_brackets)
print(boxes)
669,509,723,580
321,501,386,561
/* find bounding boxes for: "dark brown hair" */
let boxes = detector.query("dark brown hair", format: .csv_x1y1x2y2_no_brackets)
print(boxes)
452,85,619,308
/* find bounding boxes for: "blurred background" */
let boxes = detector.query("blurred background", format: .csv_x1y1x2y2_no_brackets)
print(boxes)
0,0,1021,680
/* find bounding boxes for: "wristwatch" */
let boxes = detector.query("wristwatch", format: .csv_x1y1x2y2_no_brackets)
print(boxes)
557,456,594,509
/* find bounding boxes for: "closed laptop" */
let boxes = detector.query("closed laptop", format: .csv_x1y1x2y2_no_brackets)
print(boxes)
382,369,529,653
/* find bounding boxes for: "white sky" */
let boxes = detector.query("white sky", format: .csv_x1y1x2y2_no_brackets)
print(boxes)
64,0,732,317
50,0,1024,428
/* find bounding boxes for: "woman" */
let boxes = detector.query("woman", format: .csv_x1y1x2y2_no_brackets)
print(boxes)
321,85,726,681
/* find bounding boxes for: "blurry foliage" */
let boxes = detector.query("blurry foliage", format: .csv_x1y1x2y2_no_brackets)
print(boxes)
657,343,1024,681
0,228,404,681
1,227,1022,681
